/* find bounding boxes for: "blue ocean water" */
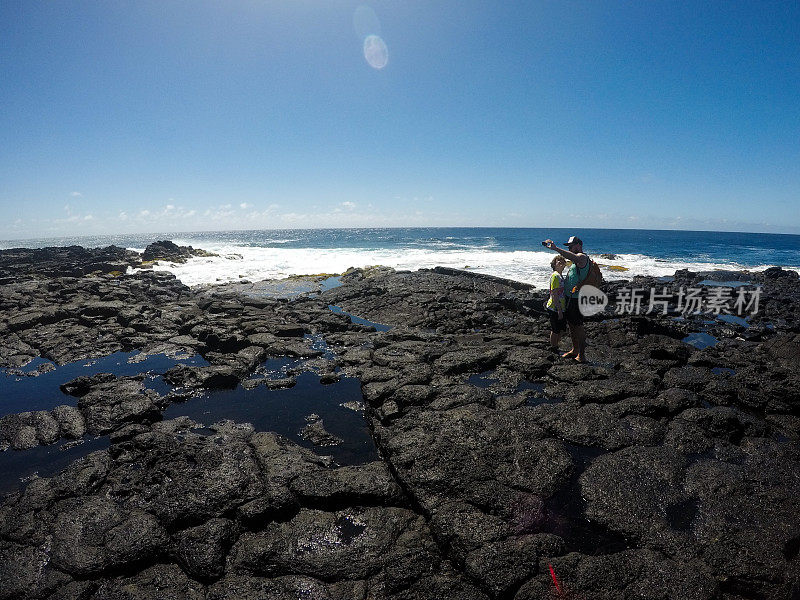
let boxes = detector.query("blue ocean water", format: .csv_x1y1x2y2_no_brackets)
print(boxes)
2,228,798,287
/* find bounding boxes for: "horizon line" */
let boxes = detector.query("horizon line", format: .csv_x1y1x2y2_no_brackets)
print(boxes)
2,224,800,244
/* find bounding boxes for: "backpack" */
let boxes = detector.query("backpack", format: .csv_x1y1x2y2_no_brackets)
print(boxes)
574,258,604,292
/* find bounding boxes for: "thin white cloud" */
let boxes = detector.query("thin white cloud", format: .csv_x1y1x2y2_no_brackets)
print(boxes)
341,201,356,209
280,212,307,223
84,215,94,221
240,203,250,209
70,191,82,197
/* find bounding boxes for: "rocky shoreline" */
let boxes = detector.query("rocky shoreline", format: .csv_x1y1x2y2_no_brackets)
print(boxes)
0,243,798,599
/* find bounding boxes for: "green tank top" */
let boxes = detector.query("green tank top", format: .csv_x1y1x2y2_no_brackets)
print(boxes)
564,258,590,298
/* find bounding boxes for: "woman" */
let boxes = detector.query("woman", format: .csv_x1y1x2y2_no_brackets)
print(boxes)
546,255,567,351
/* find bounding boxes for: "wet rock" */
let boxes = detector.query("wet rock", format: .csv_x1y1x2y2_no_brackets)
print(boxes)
32,410,60,444
762,333,800,366
763,266,799,280
580,446,688,544
105,427,265,528
684,442,800,590
388,384,436,408
678,405,766,442
463,533,564,597
240,377,263,390
47,580,97,600
0,541,70,600
662,418,715,455
264,376,296,390
289,461,406,507
504,346,553,377
299,416,343,447
427,384,493,411
0,413,39,449
228,507,428,582
548,362,611,383
163,364,240,389
168,334,205,351
274,324,305,338
208,419,255,439
50,497,168,576
549,371,658,404
48,450,111,498
494,393,527,410
388,568,490,600
80,300,128,318
91,563,206,600
376,400,402,422
516,549,719,600
0,246,139,277
429,501,510,563
249,431,329,485
766,413,800,440
77,377,162,435
362,379,400,405
319,372,340,384
13,425,38,450
174,518,237,580
663,365,712,390
531,402,665,450
49,405,87,440
609,391,686,419
380,405,572,513
434,347,506,375
60,373,117,397
142,240,199,264
244,330,277,345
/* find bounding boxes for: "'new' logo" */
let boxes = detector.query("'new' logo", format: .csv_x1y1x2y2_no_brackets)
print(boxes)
578,285,608,316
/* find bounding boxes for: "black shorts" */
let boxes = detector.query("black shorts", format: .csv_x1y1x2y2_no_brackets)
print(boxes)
548,309,567,333
565,296,584,326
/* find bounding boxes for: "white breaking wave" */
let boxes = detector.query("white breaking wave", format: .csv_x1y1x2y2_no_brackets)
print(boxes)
127,242,790,288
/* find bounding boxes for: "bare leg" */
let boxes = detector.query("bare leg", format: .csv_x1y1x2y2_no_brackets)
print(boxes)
573,323,587,362
562,324,578,358
549,331,560,350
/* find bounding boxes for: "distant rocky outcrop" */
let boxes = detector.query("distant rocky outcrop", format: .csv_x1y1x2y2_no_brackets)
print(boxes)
141,240,217,264
0,245,139,280
762,265,800,280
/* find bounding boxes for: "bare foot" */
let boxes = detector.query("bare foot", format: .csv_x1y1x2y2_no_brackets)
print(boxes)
574,355,587,364
562,350,577,359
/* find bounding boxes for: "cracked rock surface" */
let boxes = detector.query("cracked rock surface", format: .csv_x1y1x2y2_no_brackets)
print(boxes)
1,247,799,599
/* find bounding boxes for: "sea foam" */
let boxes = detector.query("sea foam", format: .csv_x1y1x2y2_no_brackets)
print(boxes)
130,242,775,288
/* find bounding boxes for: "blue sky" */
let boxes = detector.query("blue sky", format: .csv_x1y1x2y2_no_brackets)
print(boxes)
1,1,798,239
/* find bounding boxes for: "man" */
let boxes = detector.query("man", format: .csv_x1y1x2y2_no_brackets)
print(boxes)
543,235,590,363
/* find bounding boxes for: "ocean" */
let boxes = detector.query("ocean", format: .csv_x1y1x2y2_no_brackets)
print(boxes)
2,228,799,288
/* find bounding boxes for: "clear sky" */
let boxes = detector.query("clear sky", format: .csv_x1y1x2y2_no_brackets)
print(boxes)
1,1,798,239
